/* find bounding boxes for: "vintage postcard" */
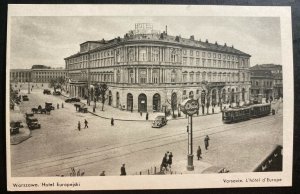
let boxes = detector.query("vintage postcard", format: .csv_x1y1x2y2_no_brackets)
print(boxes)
6,5,293,190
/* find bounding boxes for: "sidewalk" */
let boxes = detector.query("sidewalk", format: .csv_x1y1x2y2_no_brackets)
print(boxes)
60,91,224,121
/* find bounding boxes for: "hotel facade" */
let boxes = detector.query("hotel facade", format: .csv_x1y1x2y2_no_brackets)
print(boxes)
65,24,251,112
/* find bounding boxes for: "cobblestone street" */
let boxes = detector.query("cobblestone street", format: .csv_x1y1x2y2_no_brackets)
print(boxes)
11,87,283,177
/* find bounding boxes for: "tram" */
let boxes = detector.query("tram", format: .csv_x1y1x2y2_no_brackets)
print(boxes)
222,104,271,124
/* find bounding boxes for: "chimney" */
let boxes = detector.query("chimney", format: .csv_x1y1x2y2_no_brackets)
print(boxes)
190,35,194,40
165,25,168,35
206,39,209,43
224,43,227,47
215,41,218,45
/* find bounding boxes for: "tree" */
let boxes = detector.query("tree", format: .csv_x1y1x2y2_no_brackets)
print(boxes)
94,83,109,111
167,90,177,118
49,77,65,92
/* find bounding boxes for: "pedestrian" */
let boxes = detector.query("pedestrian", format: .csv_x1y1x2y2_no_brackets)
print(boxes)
168,152,173,169
204,135,210,150
78,121,81,131
111,118,114,126
146,112,149,120
212,106,214,114
120,164,126,176
62,102,64,108
140,111,142,117
99,171,105,176
57,103,59,109
160,153,168,172
197,146,202,160
84,119,88,128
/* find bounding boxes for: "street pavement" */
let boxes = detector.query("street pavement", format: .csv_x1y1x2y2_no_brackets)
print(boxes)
10,87,283,177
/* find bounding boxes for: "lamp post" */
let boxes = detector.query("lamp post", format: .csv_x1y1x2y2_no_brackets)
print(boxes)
27,79,30,94
180,99,199,171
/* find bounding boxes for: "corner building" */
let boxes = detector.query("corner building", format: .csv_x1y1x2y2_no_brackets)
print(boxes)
65,24,251,112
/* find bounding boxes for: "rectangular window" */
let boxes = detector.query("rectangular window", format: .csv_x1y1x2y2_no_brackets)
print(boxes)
208,52,211,58
183,58,187,65
183,49,187,55
218,54,221,59
190,58,194,66
196,58,200,66
196,51,200,56
213,60,216,67
190,50,193,56
213,53,216,58
208,59,211,66
202,52,206,57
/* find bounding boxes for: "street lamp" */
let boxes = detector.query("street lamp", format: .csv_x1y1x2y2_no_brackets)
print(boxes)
180,99,199,171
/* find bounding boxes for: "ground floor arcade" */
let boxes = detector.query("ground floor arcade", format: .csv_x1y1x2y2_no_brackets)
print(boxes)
66,82,251,112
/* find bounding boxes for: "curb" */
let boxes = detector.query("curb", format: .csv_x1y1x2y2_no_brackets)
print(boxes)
59,93,222,122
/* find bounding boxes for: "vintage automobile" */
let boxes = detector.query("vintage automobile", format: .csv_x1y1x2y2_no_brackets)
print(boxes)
65,97,81,103
45,102,55,110
26,117,41,130
22,95,29,101
53,91,61,95
10,127,19,135
43,89,51,95
152,116,168,128
10,121,24,128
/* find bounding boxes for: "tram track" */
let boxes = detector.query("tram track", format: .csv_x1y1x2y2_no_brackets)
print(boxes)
12,114,281,177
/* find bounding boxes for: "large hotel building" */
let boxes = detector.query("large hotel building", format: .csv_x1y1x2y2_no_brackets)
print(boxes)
65,24,251,112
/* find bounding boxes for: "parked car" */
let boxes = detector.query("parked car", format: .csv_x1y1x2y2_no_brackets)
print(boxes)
26,117,41,130
65,97,81,103
152,116,168,128
53,91,61,95
22,95,29,101
43,89,51,95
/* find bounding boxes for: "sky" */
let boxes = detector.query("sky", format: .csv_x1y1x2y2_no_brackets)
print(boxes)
9,16,281,69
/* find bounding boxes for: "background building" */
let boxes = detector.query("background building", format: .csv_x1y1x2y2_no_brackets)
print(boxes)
65,24,251,112
250,64,283,100
10,69,32,83
10,65,67,83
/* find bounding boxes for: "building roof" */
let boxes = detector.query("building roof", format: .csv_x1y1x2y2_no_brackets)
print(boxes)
65,30,251,60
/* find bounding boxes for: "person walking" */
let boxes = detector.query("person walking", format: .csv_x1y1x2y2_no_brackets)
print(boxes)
197,146,202,160
61,102,64,108
140,111,142,117
120,164,126,176
57,103,59,109
160,153,168,172
78,121,81,131
204,135,210,150
99,171,106,176
84,119,88,128
111,118,114,126
146,112,149,120
168,152,173,169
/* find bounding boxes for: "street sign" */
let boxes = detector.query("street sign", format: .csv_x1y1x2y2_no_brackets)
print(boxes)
180,99,199,116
